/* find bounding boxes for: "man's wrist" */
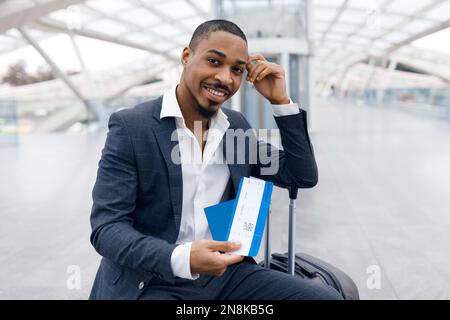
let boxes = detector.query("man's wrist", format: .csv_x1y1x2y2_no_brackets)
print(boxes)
170,242,199,280
269,96,291,105
271,102,299,117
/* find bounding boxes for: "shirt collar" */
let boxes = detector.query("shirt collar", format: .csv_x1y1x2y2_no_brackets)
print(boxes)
160,86,183,120
160,86,229,130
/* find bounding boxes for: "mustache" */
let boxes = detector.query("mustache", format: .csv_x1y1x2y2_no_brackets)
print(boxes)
204,82,231,95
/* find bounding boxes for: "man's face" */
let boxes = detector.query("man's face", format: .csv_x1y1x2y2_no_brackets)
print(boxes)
181,31,248,115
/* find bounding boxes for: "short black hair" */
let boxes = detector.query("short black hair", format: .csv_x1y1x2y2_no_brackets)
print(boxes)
189,19,247,51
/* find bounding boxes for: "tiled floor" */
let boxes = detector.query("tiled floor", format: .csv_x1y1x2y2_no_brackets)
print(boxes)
1,98,450,299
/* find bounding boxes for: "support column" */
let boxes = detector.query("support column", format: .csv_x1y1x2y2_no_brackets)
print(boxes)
303,0,314,127
282,52,290,96
69,32,107,127
379,58,397,105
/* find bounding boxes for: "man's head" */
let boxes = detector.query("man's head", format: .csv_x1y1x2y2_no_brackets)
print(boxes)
188,19,247,52
178,20,248,118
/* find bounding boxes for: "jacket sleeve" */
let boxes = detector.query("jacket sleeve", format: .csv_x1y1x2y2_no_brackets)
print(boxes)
244,109,318,189
90,112,177,283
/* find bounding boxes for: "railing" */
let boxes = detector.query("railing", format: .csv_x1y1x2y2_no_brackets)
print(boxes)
339,88,450,120
0,96,158,136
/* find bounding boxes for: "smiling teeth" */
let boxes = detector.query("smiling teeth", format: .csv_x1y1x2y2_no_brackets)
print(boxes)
206,87,226,97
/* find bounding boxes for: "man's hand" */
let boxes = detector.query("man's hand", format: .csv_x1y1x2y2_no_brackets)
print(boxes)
246,53,290,105
190,240,244,276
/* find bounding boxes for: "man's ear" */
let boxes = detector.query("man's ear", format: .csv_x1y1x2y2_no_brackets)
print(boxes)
181,47,191,67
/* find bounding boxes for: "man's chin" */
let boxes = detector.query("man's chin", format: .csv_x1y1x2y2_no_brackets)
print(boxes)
196,102,219,118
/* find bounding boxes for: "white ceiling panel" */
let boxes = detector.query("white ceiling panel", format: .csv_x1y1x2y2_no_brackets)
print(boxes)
0,0,448,85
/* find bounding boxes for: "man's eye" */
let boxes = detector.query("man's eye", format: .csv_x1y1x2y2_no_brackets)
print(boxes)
233,67,244,74
208,58,220,65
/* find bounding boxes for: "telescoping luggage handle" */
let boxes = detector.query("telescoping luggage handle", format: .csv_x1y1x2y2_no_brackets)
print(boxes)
264,186,298,276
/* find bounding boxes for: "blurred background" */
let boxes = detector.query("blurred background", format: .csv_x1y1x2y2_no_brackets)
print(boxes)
1,0,450,300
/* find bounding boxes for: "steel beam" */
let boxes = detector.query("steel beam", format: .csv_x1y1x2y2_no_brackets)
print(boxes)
17,27,95,119
0,0,86,33
35,19,178,62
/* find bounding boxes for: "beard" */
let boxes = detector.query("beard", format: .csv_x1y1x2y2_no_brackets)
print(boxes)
195,100,218,119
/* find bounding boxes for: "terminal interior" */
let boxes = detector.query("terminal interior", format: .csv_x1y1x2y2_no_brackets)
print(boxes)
1,0,450,299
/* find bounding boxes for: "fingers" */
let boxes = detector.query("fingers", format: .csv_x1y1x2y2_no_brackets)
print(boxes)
220,253,245,266
207,240,241,252
211,253,244,276
247,62,284,82
247,60,284,83
190,240,244,276
246,53,267,81
248,63,281,82
247,62,267,82
248,53,267,62
255,67,276,81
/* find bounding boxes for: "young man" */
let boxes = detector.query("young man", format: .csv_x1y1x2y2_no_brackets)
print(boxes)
89,20,341,300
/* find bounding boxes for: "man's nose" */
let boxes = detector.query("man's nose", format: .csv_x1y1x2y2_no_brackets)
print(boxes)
214,67,233,86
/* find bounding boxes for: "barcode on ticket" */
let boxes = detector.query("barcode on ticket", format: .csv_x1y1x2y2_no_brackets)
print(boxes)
243,222,254,232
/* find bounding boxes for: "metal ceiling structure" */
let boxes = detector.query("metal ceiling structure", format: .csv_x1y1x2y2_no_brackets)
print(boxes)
311,0,450,85
0,0,449,99
0,0,211,59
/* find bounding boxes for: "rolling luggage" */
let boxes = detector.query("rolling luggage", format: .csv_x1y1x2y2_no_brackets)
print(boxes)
259,187,360,300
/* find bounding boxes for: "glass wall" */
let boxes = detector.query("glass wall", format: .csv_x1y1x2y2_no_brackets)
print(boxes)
289,54,300,105
0,100,18,146
0,96,159,136
343,88,450,120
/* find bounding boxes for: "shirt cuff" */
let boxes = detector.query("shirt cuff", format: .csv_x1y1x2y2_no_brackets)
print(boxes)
271,99,300,117
170,242,200,280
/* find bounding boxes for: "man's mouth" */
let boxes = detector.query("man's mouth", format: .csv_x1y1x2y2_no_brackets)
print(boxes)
202,83,229,102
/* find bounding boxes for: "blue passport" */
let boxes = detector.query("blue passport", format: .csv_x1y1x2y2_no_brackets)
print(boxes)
204,177,273,257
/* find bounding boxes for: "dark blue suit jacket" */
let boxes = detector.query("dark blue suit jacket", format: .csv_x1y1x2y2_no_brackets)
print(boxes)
89,96,318,299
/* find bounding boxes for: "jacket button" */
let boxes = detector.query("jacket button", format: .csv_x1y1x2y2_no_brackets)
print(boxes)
138,281,145,290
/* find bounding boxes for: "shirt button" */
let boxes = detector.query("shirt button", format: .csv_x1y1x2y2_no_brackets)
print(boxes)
138,281,145,290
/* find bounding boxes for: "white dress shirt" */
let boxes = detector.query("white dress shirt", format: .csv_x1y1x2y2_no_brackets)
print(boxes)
160,87,299,280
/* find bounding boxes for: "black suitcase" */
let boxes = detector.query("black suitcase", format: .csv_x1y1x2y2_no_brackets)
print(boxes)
259,187,360,300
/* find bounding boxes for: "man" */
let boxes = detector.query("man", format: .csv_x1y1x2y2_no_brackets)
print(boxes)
89,19,341,300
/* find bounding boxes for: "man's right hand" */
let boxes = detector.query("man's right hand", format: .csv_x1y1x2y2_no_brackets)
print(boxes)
190,240,244,276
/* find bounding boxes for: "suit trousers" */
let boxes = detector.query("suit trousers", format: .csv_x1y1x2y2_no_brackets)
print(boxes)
138,258,343,300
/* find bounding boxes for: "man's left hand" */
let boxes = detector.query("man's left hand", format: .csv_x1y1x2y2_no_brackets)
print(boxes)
246,53,290,105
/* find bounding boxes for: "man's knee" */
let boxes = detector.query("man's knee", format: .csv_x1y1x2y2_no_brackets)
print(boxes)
312,285,343,300
288,281,344,300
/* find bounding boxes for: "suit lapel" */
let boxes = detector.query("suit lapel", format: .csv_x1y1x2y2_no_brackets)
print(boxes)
152,102,183,235
222,120,248,197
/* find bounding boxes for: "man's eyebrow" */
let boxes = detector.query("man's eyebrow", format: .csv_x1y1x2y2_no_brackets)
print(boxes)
207,49,246,65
